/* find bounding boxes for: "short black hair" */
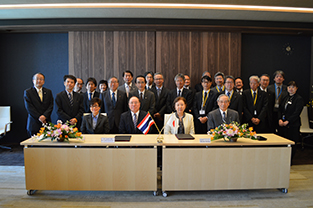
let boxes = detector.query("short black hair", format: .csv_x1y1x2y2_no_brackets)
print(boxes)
63,75,77,83
33,73,45,80
260,74,270,79
144,71,154,78
135,75,146,84
86,77,97,87
123,70,133,77
89,97,102,107
235,77,243,83
225,75,235,83
99,80,108,86
201,75,212,82
273,70,285,79
287,81,298,88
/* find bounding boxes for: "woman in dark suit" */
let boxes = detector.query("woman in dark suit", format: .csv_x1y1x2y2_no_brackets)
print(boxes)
81,97,110,134
278,81,304,163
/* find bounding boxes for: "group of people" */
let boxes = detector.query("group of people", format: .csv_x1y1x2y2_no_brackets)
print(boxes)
24,70,304,152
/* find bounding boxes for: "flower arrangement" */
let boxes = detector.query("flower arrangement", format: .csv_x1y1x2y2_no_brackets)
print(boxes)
37,120,83,142
208,122,257,142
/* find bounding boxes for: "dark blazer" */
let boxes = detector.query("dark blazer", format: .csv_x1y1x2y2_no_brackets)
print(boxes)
193,90,218,119
117,83,138,96
129,90,155,114
150,86,169,117
100,90,128,131
267,84,288,109
207,108,240,130
259,87,275,131
55,90,84,128
195,83,203,92
80,113,110,134
278,93,304,128
146,83,156,90
167,88,193,113
243,89,268,132
24,87,54,136
119,110,147,134
82,91,100,113
219,90,243,121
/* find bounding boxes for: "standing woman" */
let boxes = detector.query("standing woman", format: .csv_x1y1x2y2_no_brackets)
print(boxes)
164,97,195,134
278,81,304,163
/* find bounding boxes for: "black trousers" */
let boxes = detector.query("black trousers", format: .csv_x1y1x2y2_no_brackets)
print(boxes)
278,125,300,162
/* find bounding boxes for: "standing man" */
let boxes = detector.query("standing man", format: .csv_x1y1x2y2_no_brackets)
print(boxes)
119,96,148,134
235,77,244,95
207,94,240,130
24,73,54,137
211,72,225,93
82,77,100,113
267,70,288,133
150,72,169,130
260,74,275,132
118,70,138,97
195,71,211,92
74,78,84,94
243,75,268,133
129,75,155,114
193,76,218,133
100,76,128,134
167,73,193,113
145,71,155,90
55,75,84,128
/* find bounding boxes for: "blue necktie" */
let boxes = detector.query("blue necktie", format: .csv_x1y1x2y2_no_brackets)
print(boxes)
112,92,116,107
89,93,92,100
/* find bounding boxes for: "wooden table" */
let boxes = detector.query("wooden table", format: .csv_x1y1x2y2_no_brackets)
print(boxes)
20,134,159,195
161,133,294,197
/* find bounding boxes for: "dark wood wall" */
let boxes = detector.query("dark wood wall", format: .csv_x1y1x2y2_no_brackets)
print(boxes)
69,31,241,89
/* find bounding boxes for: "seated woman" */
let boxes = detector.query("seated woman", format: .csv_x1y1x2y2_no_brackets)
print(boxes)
81,97,110,134
164,97,195,134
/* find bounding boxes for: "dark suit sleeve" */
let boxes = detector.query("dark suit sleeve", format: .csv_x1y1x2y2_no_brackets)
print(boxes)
186,90,193,112
119,114,127,134
43,90,54,119
243,92,253,122
55,93,72,121
166,92,173,113
74,94,84,121
207,113,215,131
24,90,41,120
193,93,200,119
235,111,240,124
104,116,110,133
258,92,268,121
148,92,155,115
81,116,87,134
158,89,168,116
287,96,304,124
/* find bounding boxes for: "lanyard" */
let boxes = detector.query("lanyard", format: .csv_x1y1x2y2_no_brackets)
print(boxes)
274,83,282,99
202,89,210,108
216,85,225,92
250,89,258,105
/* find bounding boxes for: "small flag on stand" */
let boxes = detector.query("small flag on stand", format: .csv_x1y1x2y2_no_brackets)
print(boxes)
137,112,155,135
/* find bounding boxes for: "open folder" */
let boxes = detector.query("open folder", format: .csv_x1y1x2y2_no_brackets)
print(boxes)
175,134,195,140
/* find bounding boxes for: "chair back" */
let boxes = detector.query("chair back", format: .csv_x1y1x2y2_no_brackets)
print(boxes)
0,106,11,134
300,106,311,130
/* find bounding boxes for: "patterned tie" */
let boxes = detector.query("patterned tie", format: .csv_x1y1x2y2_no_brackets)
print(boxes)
178,90,181,97
133,113,137,130
157,88,161,97
222,112,226,123
38,89,43,102
89,92,92,100
69,93,73,106
112,92,116,107
227,91,230,97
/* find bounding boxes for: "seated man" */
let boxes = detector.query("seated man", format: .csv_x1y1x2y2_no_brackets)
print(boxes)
119,96,148,134
207,94,240,131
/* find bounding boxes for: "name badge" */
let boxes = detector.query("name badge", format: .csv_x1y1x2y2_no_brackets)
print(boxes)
101,137,115,143
200,138,211,143
199,110,205,115
254,110,257,115
274,103,279,108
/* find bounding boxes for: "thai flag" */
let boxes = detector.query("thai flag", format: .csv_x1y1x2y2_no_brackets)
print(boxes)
137,112,155,135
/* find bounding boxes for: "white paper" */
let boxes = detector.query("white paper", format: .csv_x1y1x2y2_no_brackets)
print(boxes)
101,137,115,143
199,138,211,143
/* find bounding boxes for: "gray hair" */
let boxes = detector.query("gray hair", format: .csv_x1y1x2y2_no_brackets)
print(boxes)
108,76,119,84
154,72,164,79
217,94,230,102
202,71,210,77
249,75,260,83
174,73,185,81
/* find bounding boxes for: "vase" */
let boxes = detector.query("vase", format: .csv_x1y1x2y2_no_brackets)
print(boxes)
223,136,238,142
57,137,65,142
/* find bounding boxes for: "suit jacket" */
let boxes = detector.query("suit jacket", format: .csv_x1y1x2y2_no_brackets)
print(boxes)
146,83,156,90
195,83,203,92
211,85,225,93
117,83,138,97
82,91,100,113
219,90,243,121
278,93,304,127
100,90,128,130
150,86,169,117
267,84,288,111
129,90,155,114
207,108,240,130
193,90,218,119
55,90,84,128
119,110,147,134
164,113,195,134
166,88,193,113
24,87,54,136
80,113,110,134
259,87,275,129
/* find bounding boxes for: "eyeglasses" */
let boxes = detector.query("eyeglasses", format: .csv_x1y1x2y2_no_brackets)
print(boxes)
90,105,100,108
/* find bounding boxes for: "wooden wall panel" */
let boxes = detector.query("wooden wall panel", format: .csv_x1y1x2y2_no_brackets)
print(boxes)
69,31,240,90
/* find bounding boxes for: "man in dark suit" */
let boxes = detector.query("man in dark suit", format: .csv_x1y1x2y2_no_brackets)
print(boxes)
243,75,269,133
207,94,240,130
193,75,218,133
74,78,84,94
24,73,54,137
145,71,155,90
259,74,275,133
129,75,155,115
119,96,148,134
150,72,169,131
211,72,225,93
117,70,138,97
167,73,193,113
267,70,288,133
82,77,100,113
221,75,243,122
55,75,84,129
195,71,211,92
100,76,128,134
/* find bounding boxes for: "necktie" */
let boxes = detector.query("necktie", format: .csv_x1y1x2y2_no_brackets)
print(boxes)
227,91,230,97
140,92,143,101
69,93,73,106
222,112,226,123
277,86,281,96
253,91,256,99
133,113,137,130
38,89,43,102
89,92,92,100
112,92,116,107
218,87,222,92
157,88,161,97
178,90,181,97
126,85,130,97
203,92,208,105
